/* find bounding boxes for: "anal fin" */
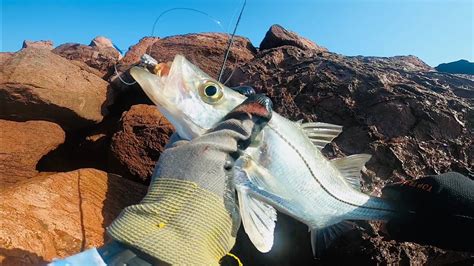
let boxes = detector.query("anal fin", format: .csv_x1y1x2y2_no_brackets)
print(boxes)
310,221,356,258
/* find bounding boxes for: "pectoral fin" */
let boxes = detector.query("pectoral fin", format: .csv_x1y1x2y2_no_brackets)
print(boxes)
234,170,277,253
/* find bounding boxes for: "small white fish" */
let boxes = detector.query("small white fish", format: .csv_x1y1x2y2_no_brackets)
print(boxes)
130,55,405,256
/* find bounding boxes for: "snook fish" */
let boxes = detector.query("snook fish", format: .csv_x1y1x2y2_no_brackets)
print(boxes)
130,55,403,255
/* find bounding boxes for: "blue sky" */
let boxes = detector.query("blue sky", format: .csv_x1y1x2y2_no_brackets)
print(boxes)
1,0,473,66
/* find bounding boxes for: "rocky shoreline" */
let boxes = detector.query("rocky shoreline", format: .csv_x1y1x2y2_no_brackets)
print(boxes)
1,25,472,265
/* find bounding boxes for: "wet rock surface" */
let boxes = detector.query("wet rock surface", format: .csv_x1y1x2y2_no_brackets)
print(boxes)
0,25,472,264
0,120,65,189
0,169,147,265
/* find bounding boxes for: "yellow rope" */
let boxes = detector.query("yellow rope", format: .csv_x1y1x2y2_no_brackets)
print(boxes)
223,252,243,266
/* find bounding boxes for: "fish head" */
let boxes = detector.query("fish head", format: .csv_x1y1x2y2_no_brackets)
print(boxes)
130,55,246,140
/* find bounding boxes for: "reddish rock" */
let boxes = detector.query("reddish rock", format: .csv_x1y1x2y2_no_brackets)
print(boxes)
229,43,473,263
357,55,433,72
145,33,256,80
0,48,113,129
0,169,147,265
109,37,160,92
0,120,65,189
22,40,54,50
260,24,328,53
0,52,14,65
53,37,121,76
110,104,174,183
119,37,160,66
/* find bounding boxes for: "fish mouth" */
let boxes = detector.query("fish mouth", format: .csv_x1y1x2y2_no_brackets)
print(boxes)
129,65,167,106
129,62,204,140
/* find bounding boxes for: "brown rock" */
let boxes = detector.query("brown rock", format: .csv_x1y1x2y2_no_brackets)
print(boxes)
0,48,113,129
357,55,433,72
109,37,160,92
22,40,54,50
0,169,147,265
260,24,328,52
119,37,160,66
0,52,14,65
0,120,65,189
110,104,174,183
229,44,473,263
146,33,256,80
53,37,121,76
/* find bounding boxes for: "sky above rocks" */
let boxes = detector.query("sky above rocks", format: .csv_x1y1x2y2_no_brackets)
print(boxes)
2,0,473,66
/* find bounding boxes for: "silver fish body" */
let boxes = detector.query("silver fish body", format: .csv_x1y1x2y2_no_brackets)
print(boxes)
240,113,398,228
129,55,403,255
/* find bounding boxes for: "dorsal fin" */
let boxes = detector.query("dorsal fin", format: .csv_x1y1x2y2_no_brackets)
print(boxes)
300,122,343,150
331,154,371,190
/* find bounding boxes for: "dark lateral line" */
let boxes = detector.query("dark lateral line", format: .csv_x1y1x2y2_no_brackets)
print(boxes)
268,123,399,214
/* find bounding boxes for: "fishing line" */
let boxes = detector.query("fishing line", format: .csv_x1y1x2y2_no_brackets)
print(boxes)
218,0,247,83
114,7,225,86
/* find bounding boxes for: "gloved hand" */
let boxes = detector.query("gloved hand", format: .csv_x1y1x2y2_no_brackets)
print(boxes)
381,172,474,251
103,94,273,265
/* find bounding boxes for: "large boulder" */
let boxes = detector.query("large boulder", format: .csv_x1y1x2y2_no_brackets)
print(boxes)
229,27,473,264
0,120,65,189
0,169,147,265
0,48,114,129
260,24,328,53
110,104,174,183
118,37,160,66
53,36,122,77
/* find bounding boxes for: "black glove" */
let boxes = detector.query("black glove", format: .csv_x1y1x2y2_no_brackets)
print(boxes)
381,172,474,251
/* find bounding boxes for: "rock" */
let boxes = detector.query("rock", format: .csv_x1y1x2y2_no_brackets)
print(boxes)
53,37,122,76
90,36,116,50
0,120,65,189
119,37,160,66
260,24,328,53
22,40,54,50
145,33,256,80
109,37,160,92
229,44,473,263
0,169,147,265
110,104,174,183
0,48,113,129
0,52,14,65
357,55,433,72
436,59,474,75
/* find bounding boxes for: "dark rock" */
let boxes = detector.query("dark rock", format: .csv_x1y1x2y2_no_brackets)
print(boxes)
260,24,328,52
0,48,114,129
22,40,54,50
109,104,174,183
0,120,65,189
0,169,147,264
436,59,474,75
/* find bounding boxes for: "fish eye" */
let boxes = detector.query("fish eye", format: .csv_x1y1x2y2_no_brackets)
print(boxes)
199,81,224,104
